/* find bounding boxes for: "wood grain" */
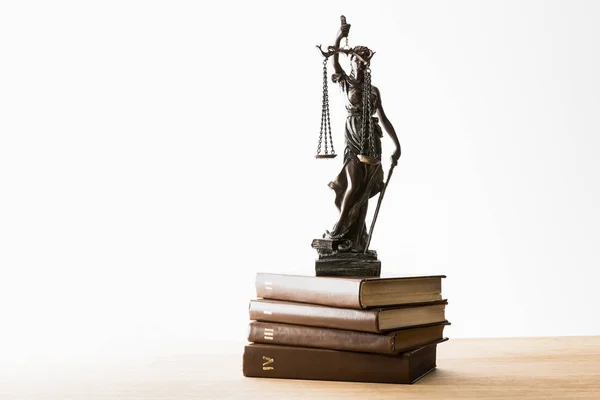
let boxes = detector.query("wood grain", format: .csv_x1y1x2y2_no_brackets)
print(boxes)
2,337,599,399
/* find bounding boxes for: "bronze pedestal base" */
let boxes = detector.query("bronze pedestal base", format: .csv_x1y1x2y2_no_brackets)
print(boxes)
311,238,381,277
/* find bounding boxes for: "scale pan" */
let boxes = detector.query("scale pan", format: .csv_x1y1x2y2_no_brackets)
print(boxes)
357,154,380,165
315,154,338,159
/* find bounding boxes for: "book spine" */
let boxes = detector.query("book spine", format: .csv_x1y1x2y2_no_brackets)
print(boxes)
255,273,363,309
248,322,394,354
243,344,437,384
249,299,380,333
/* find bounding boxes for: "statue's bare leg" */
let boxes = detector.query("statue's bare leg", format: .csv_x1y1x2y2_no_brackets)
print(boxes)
329,160,364,238
328,165,348,211
352,202,369,250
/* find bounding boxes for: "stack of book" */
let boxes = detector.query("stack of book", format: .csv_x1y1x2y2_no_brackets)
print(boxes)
243,273,449,384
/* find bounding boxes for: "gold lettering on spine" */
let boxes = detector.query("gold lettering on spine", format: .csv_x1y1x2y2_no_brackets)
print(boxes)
264,328,274,340
264,281,273,291
262,356,274,370
263,310,272,315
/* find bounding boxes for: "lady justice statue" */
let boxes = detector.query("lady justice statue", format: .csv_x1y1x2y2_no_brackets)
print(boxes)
312,16,401,277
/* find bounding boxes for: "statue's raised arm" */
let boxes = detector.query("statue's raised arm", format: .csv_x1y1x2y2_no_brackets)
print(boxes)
332,16,350,75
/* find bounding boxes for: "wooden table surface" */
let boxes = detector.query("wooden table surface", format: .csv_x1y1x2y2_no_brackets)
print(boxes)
2,337,599,399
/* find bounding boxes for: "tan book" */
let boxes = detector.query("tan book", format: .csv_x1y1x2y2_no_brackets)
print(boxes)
255,272,445,309
243,340,447,384
248,321,450,354
249,299,447,333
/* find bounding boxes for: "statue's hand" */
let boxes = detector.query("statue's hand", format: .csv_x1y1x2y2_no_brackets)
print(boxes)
391,149,401,167
337,23,350,39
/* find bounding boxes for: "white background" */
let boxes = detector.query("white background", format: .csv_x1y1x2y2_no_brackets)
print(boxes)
1,0,599,366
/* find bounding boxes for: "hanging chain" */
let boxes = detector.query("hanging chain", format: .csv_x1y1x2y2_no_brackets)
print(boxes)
324,60,334,155
359,65,376,158
360,64,369,156
317,57,335,156
323,58,330,155
365,67,375,158
316,57,327,155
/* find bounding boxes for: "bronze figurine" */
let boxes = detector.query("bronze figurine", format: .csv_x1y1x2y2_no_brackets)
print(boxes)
312,16,401,277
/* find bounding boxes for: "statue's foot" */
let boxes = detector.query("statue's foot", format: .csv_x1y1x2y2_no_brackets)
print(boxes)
347,248,376,257
349,246,365,253
324,226,350,240
324,229,341,240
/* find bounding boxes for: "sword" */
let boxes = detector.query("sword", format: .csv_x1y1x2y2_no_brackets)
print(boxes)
364,163,396,253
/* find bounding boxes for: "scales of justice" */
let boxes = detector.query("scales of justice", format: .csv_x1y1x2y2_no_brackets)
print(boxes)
311,16,401,277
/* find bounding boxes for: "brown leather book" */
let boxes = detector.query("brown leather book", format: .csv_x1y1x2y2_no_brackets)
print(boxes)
247,321,450,354
249,299,447,333
255,272,445,309
242,340,446,384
